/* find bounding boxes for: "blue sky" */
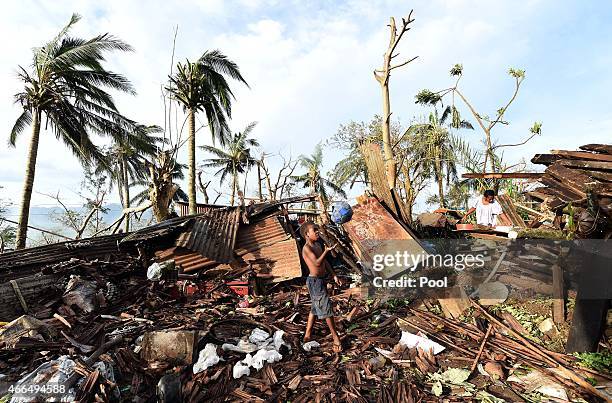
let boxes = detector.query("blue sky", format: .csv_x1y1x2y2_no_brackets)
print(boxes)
1,0,611,211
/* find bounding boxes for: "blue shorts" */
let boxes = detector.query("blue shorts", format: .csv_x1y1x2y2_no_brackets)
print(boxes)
306,277,333,319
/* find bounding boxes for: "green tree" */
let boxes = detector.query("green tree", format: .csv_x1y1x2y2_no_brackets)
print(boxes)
328,116,385,189
200,123,260,206
166,51,248,213
0,188,16,252
130,152,188,220
408,106,473,207
416,64,541,174
292,144,347,204
102,125,162,231
9,14,136,249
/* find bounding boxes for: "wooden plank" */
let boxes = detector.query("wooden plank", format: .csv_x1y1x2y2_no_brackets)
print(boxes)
550,150,612,162
531,153,562,165
552,264,565,324
558,158,612,171
579,144,612,155
539,175,585,201
496,194,525,228
546,162,599,196
462,172,543,179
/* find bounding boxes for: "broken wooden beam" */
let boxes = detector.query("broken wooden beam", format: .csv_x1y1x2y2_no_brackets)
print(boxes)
461,172,543,179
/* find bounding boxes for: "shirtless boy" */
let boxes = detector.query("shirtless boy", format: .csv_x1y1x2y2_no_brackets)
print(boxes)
300,222,342,353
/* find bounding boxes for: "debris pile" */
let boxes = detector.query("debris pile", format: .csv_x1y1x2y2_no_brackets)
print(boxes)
0,190,610,401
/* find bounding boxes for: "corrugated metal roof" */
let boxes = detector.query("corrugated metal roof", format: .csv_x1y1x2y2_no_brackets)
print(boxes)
234,216,290,255
175,207,241,263
240,239,302,282
154,247,217,273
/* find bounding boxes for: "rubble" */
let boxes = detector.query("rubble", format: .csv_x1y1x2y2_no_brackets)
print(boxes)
0,193,610,402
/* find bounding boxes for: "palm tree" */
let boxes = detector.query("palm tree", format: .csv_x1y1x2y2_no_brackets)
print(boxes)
292,144,347,204
166,51,248,214
130,152,188,222
102,125,163,231
409,106,473,208
9,14,136,248
200,123,259,206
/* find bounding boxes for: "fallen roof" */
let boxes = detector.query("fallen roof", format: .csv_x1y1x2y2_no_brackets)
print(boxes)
530,143,612,217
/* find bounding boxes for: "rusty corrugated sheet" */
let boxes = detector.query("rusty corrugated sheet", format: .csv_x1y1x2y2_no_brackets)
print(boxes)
241,239,302,282
175,208,241,263
342,197,427,279
154,247,217,273
234,216,290,255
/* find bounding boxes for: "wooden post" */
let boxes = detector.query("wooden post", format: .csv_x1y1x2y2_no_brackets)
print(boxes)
551,264,565,324
566,251,611,353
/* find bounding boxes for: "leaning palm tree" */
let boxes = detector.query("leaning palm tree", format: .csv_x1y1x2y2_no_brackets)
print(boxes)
200,123,259,206
292,144,347,204
166,51,248,214
409,106,473,208
9,14,136,249
102,125,163,231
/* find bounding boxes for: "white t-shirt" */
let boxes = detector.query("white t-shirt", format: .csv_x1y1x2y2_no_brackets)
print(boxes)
470,197,503,226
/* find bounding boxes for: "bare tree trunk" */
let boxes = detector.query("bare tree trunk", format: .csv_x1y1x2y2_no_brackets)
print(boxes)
122,157,131,232
197,172,210,204
187,108,197,214
435,156,445,208
374,13,417,192
16,109,41,249
230,168,237,206
243,170,248,198
381,84,397,190
257,162,263,201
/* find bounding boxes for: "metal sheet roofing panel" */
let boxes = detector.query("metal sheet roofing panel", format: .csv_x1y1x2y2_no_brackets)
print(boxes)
174,208,241,263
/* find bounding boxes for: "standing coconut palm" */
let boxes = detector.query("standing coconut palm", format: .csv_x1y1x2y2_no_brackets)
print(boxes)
200,123,259,206
9,14,136,249
292,144,347,204
166,50,248,214
409,106,473,208
102,125,163,231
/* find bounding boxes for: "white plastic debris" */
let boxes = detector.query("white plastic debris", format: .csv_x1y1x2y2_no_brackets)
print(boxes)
222,339,259,353
249,348,283,370
228,328,287,378
233,362,251,379
147,263,164,281
399,331,445,355
147,260,175,281
193,343,221,374
248,328,270,345
302,341,320,352
10,355,77,403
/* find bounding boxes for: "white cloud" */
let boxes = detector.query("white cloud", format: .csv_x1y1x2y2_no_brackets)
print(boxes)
1,0,609,214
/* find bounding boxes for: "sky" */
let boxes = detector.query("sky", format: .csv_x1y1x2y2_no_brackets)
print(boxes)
1,0,611,214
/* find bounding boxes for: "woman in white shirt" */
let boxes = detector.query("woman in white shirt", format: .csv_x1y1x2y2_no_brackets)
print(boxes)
460,189,510,227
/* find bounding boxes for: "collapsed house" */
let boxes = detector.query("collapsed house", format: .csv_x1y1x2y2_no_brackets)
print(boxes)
0,148,611,401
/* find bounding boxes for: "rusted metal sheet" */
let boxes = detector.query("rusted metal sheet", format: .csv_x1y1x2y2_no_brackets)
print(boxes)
241,239,302,282
235,216,290,255
175,208,241,263
154,247,217,273
342,197,427,279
